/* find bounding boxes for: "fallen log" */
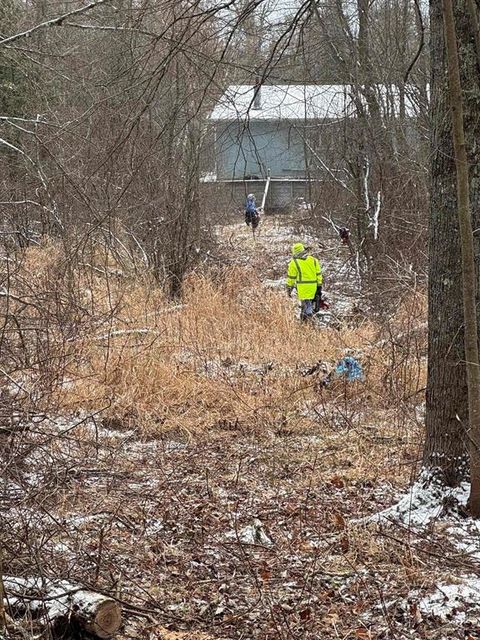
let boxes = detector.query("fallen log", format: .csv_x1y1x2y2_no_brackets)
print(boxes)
66,589,122,638
4,577,122,638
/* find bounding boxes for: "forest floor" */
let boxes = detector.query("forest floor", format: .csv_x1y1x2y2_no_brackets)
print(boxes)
3,214,480,640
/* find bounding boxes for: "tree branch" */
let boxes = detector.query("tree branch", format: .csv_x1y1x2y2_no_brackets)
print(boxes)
62,22,158,38
403,0,425,83
0,0,114,47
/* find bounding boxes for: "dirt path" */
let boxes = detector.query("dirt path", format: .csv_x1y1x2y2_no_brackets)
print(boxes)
215,213,362,322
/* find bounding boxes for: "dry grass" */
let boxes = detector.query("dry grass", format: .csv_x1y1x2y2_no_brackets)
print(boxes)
2,241,427,438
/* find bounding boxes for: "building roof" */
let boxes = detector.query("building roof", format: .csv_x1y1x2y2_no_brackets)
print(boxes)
209,84,424,122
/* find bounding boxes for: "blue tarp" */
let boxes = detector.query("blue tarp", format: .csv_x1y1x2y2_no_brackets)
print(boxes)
335,356,364,382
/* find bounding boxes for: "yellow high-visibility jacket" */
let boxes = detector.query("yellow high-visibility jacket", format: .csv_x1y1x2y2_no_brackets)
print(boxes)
287,255,323,300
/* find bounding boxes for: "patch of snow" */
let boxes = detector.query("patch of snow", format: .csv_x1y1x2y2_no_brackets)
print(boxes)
144,519,166,536
226,519,274,546
417,575,480,623
67,512,112,527
4,576,42,592
365,474,469,527
163,440,188,452
45,580,80,618
446,521,480,560
3,577,81,619
200,171,217,183
52,542,72,554
264,277,285,289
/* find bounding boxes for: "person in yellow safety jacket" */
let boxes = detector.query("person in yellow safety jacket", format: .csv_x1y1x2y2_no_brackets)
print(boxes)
286,242,323,321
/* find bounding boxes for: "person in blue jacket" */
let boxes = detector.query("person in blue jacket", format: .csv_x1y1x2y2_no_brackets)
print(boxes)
245,194,260,230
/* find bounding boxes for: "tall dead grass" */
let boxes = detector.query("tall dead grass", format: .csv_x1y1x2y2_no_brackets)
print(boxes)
1,243,427,435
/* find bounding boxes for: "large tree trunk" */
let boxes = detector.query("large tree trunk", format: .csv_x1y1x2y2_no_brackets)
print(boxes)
424,0,480,486
442,0,480,514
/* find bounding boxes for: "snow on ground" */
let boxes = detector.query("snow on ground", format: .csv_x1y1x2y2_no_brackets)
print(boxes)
362,474,480,631
364,471,480,564
263,277,285,289
225,519,274,546
448,520,480,560
367,474,470,527
417,576,480,623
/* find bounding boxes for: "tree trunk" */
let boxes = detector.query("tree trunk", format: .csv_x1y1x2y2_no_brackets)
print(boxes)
442,0,480,515
424,0,480,487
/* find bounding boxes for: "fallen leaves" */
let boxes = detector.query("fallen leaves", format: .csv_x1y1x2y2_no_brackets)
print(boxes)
355,627,372,639
333,511,347,530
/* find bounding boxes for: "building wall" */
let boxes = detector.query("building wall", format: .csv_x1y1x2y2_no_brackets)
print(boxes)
215,120,307,180
200,179,309,212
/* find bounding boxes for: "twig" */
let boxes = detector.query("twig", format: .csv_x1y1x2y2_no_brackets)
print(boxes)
0,0,114,47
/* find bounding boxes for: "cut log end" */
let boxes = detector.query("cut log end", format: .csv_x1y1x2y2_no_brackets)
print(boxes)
74,597,122,639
